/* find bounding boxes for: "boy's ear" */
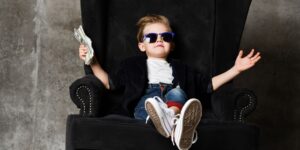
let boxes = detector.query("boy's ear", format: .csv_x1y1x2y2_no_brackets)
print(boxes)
138,42,146,52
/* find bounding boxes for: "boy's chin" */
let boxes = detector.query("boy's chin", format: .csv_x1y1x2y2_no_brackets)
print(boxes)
154,47,170,51
146,50,170,58
148,54,169,59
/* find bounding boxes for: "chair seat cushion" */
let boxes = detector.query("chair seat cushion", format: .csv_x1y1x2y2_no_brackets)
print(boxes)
66,115,259,150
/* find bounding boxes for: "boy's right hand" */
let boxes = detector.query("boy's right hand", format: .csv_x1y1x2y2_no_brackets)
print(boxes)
79,44,88,61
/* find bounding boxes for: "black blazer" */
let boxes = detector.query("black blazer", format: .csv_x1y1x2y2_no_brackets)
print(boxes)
107,55,213,117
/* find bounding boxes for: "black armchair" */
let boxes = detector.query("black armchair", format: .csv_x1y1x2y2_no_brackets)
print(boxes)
66,0,259,149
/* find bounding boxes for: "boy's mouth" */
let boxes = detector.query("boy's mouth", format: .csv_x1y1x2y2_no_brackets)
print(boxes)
155,44,164,48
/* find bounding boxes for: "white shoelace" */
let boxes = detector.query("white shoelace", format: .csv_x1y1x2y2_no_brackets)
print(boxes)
192,131,198,144
145,97,179,138
145,96,169,124
171,114,180,145
145,96,199,146
145,116,150,124
170,117,199,146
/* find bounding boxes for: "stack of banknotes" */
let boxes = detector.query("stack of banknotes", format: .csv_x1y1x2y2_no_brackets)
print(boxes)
74,25,94,65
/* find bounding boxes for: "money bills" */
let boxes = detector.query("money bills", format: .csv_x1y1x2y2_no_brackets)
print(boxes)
74,25,94,65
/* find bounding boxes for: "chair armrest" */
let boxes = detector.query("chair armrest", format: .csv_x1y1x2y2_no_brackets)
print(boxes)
233,89,257,122
69,74,106,117
211,88,257,122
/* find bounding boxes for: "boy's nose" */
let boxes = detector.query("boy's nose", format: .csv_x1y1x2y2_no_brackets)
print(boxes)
156,35,163,42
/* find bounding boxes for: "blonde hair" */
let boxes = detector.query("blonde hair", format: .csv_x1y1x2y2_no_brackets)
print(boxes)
136,14,172,42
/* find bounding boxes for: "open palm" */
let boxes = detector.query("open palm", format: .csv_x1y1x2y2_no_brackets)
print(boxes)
234,49,261,72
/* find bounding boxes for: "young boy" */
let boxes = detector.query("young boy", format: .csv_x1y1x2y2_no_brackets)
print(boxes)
79,14,261,150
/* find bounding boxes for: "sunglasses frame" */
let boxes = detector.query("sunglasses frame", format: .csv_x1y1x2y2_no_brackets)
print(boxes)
143,32,175,43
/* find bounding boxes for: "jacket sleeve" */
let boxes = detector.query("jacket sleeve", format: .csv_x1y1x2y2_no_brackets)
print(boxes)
197,72,213,94
195,69,213,95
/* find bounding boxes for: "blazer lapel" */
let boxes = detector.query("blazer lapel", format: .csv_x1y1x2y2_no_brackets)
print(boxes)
170,59,186,89
132,55,148,90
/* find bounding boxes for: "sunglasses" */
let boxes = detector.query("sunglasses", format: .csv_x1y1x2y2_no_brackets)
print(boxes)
143,32,175,43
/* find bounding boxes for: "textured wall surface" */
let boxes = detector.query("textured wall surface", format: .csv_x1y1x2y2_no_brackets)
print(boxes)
0,0,81,149
237,0,300,150
0,0,299,150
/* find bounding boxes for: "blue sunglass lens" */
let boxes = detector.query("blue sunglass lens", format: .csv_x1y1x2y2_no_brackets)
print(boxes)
161,32,174,42
144,32,174,43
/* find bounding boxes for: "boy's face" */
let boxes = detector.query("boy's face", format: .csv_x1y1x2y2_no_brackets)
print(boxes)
138,23,173,59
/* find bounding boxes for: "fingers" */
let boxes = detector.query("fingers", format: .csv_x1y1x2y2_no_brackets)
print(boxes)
79,44,88,50
252,55,261,63
238,50,243,58
79,44,88,61
79,48,87,55
82,48,88,52
79,51,87,60
247,50,261,66
250,51,260,60
79,50,87,55
244,49,261,61
79,45,88,54
79,51,86,60
246,49,255,58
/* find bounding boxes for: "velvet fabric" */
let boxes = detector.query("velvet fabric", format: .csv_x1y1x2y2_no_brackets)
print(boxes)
80,0,251,76
66,0,259,149
66,115,259,150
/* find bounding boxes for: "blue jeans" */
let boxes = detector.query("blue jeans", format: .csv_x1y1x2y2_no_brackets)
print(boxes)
134,83,188,120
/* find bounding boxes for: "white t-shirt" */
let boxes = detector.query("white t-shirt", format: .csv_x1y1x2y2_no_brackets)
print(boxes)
147,58,174,84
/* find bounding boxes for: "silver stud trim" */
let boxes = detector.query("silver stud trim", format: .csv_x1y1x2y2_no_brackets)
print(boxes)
234,94,255,122
76,85,93,114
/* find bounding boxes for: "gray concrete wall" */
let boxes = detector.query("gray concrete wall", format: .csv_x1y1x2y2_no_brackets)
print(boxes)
0,0,299,150
0,0,81,149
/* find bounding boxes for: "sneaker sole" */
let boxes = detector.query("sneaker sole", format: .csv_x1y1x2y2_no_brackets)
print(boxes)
178,99,202,149
145,101,170,138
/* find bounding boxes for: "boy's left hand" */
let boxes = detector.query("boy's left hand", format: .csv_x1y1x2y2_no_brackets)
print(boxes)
234,49,261,73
